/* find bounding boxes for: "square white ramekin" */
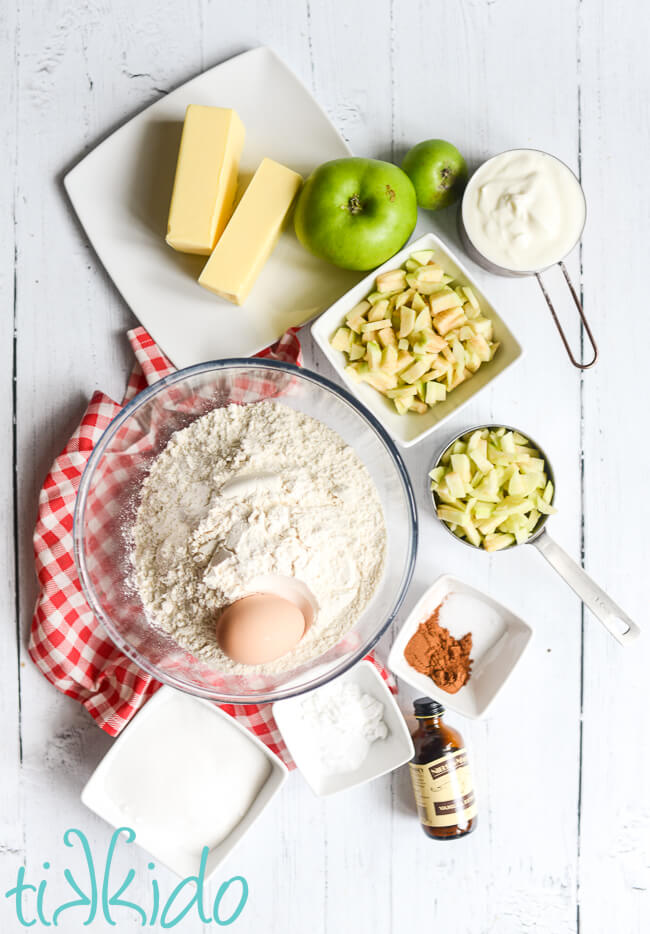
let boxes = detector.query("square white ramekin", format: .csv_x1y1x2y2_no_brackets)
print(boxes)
388,575,533,718
272,660,414,796
311,232,523,448
81,687,288,879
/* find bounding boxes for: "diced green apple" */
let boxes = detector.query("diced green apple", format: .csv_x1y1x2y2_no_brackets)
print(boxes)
461,285,480,310
413,308,432,332
411,292,428,312
425,381,446,405
410,250,435,265
365,340,382,369
331,327,353,352
450,453,471,483
376,269,407,293
331,250,499,418
378,327,397,348
345,301,370,333
430,289,464,314
437,505,467,525
409,398,428,414
348,340,365,361
361,318,392,333
483,532,515,552
398,306,416,338
445,471,466,500
401,356,435,383
386,385,418,400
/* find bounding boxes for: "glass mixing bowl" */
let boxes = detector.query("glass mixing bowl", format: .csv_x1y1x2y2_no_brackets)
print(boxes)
74,359,417,704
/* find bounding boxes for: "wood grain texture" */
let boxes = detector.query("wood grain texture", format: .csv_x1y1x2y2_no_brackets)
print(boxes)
1,0,648,930
388,2,582,931
0,0,24,885
579,0,650,928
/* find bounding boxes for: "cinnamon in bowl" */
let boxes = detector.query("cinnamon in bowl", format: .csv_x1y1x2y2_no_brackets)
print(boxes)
403,600,473,694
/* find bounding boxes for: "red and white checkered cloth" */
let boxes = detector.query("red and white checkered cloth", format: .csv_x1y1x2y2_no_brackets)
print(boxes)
29,326,395,769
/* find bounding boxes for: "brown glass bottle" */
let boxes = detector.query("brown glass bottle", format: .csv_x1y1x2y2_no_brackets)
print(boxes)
408,697,477,840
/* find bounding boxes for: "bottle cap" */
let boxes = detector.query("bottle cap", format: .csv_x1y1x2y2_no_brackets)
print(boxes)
413,697,445,718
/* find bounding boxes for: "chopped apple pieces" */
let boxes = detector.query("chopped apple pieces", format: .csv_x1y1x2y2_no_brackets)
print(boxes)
429,427,556,550
330,249,499,415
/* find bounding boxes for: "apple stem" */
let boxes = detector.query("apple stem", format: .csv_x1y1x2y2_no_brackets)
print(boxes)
346,194,363,215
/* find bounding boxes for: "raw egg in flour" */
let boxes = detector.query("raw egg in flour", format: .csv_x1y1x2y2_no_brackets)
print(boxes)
216,593,306,665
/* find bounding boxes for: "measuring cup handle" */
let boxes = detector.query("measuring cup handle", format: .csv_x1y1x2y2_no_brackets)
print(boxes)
532,529,639,645
535,262,598,369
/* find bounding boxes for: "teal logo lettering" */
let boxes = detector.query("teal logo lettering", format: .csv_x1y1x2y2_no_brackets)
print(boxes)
4,828,248,928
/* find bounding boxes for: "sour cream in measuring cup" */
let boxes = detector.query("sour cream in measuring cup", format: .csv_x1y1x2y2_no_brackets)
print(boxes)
461,149,586,273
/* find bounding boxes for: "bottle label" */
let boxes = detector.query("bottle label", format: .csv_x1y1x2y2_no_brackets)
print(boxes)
409,749,477,827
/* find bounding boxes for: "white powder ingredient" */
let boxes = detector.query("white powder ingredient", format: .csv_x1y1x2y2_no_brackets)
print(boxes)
104,693,272,864
133,401,386,674
291,682,389,775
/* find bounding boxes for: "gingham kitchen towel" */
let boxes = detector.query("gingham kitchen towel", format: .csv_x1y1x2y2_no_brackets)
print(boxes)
29,326,395,769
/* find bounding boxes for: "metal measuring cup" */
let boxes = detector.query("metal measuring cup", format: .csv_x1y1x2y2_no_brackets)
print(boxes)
459,148,598,370
430,425,639,646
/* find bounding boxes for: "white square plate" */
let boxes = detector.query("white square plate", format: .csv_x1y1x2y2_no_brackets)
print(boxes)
65,47,361,368
388,575,533,718
311,232,523,448
272,660,414,796
81,687,288,879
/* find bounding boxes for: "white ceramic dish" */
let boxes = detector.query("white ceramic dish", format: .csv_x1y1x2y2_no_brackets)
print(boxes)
388,575,533,718
81,687,288,879
311,232,523,448
272,660,414,796
64,47,361,368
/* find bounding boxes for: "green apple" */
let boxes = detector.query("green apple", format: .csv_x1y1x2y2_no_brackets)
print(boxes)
293,157,417,271
402,139,468,211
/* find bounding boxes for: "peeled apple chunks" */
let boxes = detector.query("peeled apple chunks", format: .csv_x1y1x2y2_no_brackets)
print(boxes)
430,428,557,551
294,158,417,271
330,249,499,416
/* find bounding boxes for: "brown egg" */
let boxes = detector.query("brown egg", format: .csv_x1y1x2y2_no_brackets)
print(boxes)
216,593,306,665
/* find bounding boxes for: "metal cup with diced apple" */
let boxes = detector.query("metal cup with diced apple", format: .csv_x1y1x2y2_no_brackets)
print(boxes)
429,424,639,646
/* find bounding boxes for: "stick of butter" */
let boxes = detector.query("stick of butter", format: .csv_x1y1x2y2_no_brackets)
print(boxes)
166,105,245,255
198,157,303,305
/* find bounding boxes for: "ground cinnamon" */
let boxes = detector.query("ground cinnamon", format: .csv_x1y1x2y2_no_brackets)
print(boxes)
404,601,473,694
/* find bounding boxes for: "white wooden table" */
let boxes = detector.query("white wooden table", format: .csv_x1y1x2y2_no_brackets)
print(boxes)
2,1,648,931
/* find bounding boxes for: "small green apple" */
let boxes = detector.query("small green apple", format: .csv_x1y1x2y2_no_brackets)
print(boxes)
402,139,468,211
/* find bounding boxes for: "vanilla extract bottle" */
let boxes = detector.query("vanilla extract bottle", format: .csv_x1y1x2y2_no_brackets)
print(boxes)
408,697,477,840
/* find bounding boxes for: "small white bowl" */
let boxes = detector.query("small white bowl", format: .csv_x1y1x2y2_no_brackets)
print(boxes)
272,660,414,796
82,687,288,879
388,575,533,718
311,232,523,448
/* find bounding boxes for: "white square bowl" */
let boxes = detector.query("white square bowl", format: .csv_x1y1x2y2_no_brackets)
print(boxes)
388,575,533,718
272,660,414,796
311,232,523,448
81,687,288,879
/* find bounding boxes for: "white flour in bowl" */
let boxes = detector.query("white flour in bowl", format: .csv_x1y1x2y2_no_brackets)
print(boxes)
132,400,386,674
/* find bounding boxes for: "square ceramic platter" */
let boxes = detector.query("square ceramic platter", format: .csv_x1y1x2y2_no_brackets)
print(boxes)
311,232,523,448
64,47,361,368
272,660,414,796
81,687,288,879
388,575,533,718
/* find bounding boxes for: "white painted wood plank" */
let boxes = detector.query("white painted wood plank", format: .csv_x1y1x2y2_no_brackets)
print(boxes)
579,1,650,930
386,1,583,931
11,1,203,928
0,0,24,889
193,5,330,931
291,4,397,932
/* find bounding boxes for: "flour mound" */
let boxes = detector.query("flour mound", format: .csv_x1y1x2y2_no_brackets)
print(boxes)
132,401,386,674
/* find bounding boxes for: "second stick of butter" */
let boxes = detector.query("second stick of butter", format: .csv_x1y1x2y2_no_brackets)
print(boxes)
199,158,303,305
